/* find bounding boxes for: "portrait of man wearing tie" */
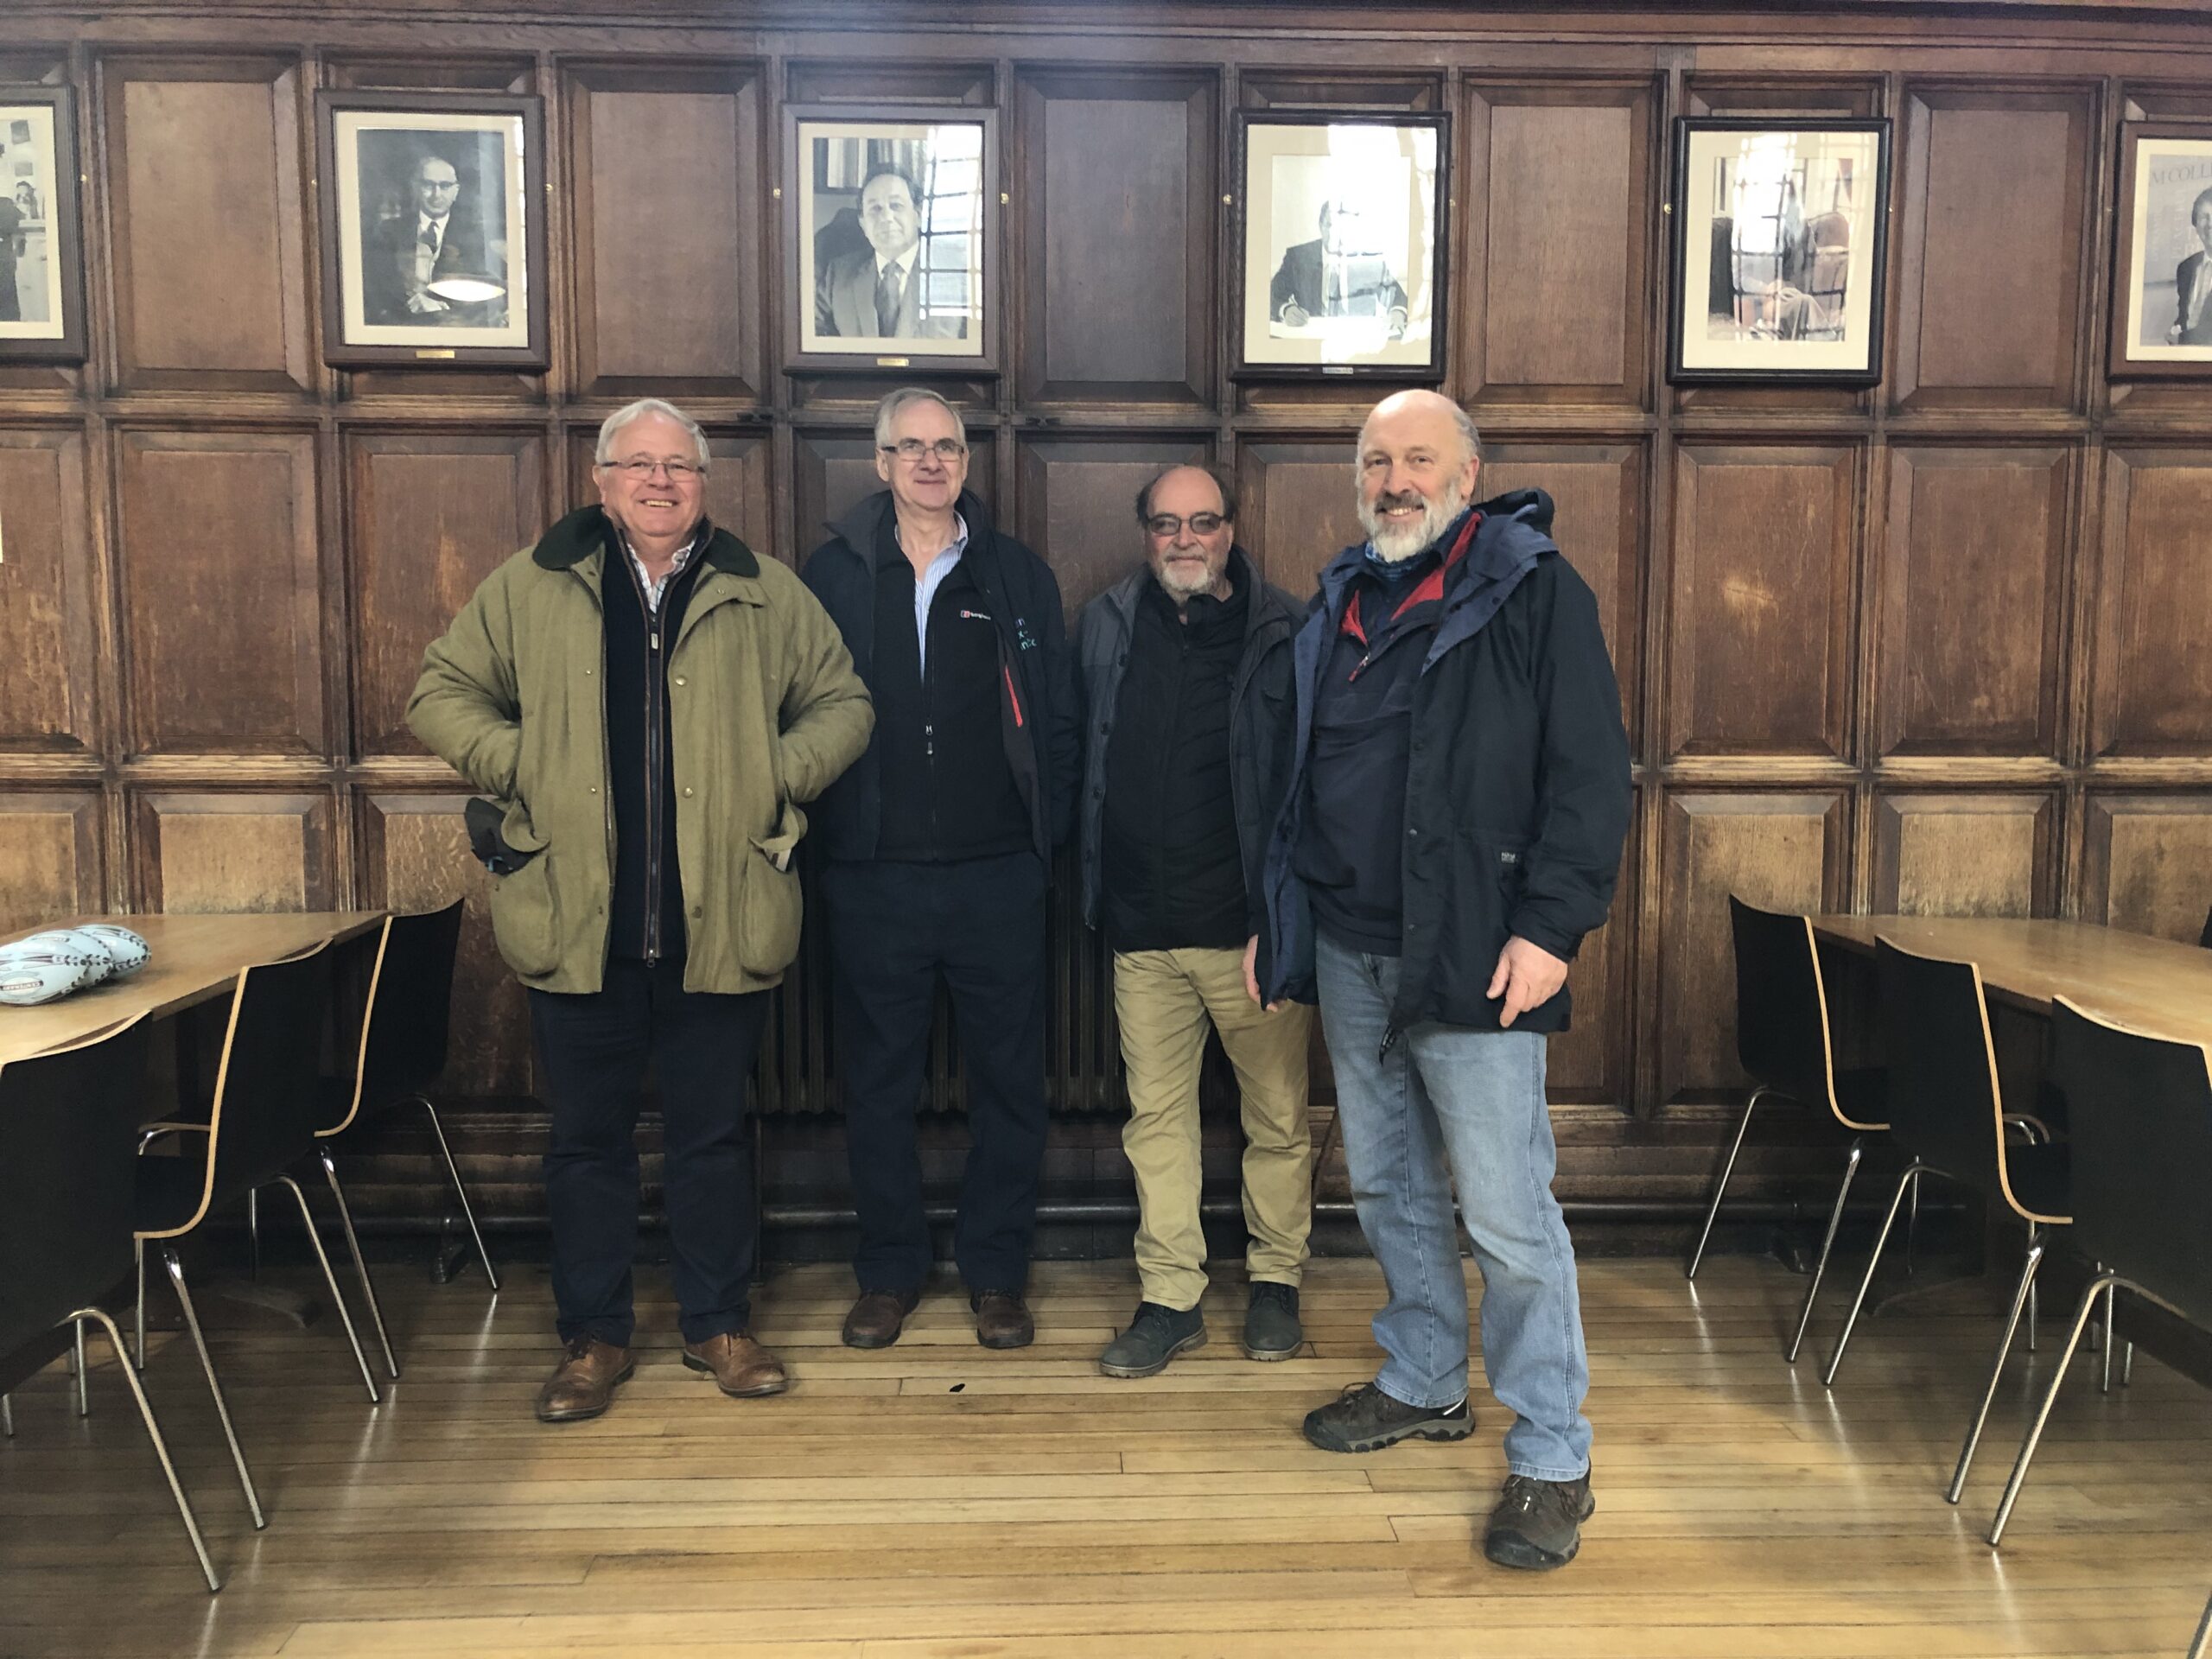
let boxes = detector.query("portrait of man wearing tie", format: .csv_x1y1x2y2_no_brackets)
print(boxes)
1268,199,1410,340
359,148,505,328
813,165,969,343
2165,187,2212,348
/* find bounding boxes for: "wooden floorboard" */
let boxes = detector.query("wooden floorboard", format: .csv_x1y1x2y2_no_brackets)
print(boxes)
1,1255,2206,1657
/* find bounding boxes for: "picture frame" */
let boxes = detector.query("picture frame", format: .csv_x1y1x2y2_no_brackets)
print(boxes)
1233,111,1449,378
1667,118,1891,386
2111,123,2212,378
785,103,996,372
315,90,547,368
0,86,87,364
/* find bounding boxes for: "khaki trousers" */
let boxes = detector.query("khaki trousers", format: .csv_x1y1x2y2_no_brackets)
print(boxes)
1112,947,1314,1311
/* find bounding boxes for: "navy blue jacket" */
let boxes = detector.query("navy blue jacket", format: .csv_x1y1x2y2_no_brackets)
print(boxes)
801,488,1078,867
1260,488,1631,1034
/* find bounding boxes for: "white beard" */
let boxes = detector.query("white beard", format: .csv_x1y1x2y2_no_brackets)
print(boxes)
1359,478,1466,563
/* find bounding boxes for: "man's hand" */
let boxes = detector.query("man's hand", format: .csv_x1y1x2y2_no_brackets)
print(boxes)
406,290,451,315
1387,305,1409,341
1486,935,1568,1028
1243,934,1283,1012
1281,302,1310,328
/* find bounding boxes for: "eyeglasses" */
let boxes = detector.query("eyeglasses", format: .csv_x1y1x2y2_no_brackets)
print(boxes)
1145,512,1226,539
600,457,703,482
880,438,969,462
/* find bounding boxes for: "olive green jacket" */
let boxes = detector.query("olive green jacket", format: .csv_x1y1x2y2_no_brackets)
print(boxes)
406,506,874,995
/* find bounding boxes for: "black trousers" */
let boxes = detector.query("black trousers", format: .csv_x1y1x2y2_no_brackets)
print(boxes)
529,955,769,1346
823,851,1049,1295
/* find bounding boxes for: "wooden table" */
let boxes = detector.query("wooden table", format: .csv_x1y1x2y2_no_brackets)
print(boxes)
0,912,385,1065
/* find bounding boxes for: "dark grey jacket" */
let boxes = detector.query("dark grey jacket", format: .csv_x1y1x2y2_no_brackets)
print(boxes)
1076,547,1301,976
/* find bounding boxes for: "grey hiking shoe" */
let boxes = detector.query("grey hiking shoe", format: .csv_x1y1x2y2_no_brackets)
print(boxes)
1302,1382,1473,1452
1099,1302,1206,1378
1483,1472,1595,1570
1243,1281,1302,1360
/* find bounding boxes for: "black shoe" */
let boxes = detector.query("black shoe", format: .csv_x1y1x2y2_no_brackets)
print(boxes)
1483,1472,1595,1570
1099,1302,1207,1378
1243,1281,1302,1361
1302,1382,1474,1453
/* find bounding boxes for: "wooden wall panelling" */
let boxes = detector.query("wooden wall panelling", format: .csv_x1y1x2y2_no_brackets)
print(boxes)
357,791,533,1095
1547,797,1636,1106
567,424,772,563
130,790,333,913
99,55,312,394
1459,81,1656,407
1232,437,1365,600
0,426,98,754
1891,85,2095,412
346,429,548,756
785,60,995,107
1656,790,1850,1105
1240,73,1441,111
1663,442,1859,759
791,427,998,569
1873,444,2069,757
113,427,324,756
2088,447,2212,755
566,61,762,402
2079,792,2212,942
1871,791,2056,916
1014,435,1212,620
1014,68,1217,408
0,789,102,932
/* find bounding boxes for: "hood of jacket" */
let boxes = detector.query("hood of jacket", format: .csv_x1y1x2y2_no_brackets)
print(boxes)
531,503,760,579
823,486,999,575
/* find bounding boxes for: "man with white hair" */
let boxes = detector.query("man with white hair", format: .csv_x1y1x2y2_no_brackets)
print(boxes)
1257,389,1630,1571
410,397,873,1424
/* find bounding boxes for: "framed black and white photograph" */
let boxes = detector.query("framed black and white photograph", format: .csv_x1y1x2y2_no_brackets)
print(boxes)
1668,118,1891,385
786,105,995,370
1235,113,1447,378
2112,125,2212,378
315,91,546,367
0,88,86,363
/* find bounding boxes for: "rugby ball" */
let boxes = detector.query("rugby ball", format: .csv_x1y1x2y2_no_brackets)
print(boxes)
0,931,107,1007
74,923,152,980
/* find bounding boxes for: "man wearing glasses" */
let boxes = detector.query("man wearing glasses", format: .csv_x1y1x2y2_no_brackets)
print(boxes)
410,397,873,1424
802,387,1078,1351
1076,464,1313,1378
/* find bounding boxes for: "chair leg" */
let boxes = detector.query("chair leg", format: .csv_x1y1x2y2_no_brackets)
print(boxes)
2100,1281,2117,1394
2122,1340,2135,1388
162,1247,264,1529
73,1319,90,1418
1904,1171,1921,1280
1824,1163,1924,1388
274,1174,380,1405
417,1096,498,1293
1786,1136,1864,1363
72,1306,221,1594
1688,1086,1768,1280
2,1393,11,1437
133,1240,147,1370
1987,1275,2108,1546
2190,1586,2211,1659
320,1147,399,1380
245,1187,261,1281
1947,1234,2046,1503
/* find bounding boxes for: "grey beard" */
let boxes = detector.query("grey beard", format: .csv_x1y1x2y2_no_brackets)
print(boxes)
1359,480,1466,563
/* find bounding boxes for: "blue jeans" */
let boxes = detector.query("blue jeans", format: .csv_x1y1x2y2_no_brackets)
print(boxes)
1315,932,1592,1481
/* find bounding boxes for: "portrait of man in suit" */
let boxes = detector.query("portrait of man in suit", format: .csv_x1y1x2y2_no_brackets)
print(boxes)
2166,187,2212,347
1268,199,1409,340
813,165,969,342
359,149,505,327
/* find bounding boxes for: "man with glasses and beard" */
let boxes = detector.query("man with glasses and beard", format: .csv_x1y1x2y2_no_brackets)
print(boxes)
1256,389,1630,1573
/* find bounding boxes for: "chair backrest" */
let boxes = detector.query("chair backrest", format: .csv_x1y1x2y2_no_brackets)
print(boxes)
188,944,334,1224
2050,999,2212,1329
0,1018,153,1361
355,899,463,1117
1729,896,1840,1116
2200,902,2211,950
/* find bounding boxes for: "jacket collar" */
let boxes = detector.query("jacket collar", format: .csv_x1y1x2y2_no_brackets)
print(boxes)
1103,543,1275,639
828,486,998,579
1313,491,1555,622
531,505,760,579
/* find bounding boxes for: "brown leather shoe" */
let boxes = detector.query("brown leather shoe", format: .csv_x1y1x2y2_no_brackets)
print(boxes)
972,1289,1034,1350
534,1337,633,1423
842,1287,921,1350
683,1331,789,1397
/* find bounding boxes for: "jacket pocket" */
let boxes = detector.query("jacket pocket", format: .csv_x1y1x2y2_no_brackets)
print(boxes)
486,849,560,979
735,801,808,976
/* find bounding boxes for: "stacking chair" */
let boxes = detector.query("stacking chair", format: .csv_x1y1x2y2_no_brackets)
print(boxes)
315,899,498,1382
2192,1589,2210,1659
0,1018,220,1592
1986,1000,2212,1546
134,943,381,1529
1824,938,2073,1505
1689,897,1889,1365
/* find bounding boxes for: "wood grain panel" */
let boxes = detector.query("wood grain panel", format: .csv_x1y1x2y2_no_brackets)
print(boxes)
1015,435,1211,622
114,429,323,755
0,791,101,933
1548,804,1634,1106
569,65,761,399
0,429,96,753
566,427,771,565
1232,439,1363,601
2090,448,2212,756
1664,443,1857,759
1657,791,1848,1103
1463,83,1653,404
1018,70,1216,405
1892,88,2091,410
359,791,533,1096
131,791,332,913
103,57,310,392
349,430,547,756
1872,791,2053,917
1875,445,2068,758
791,429,996,568
2081,794,2212,944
